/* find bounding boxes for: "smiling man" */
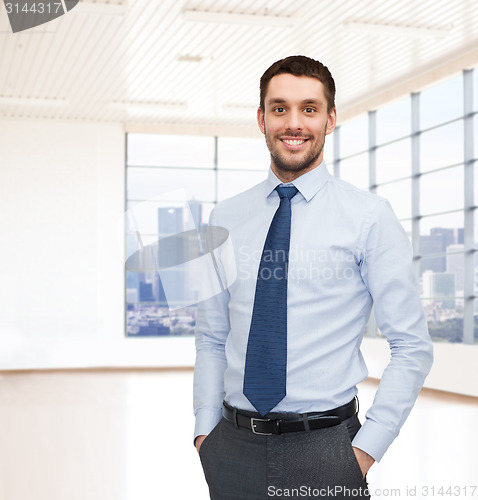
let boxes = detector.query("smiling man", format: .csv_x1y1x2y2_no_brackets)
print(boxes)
259,72,335,180
194,55,433,499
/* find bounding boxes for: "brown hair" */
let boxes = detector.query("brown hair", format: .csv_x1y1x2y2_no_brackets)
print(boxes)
259,55,336,113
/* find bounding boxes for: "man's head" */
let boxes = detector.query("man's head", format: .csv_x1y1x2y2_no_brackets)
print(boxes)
259,55,336,114
257,55,337,182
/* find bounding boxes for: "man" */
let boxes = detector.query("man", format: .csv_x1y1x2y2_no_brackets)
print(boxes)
193,55,433,499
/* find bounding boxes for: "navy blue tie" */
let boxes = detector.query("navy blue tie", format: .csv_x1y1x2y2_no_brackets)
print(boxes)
243,185,298,416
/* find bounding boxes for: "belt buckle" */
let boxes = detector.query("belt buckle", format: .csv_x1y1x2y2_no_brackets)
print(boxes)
250,417,273,435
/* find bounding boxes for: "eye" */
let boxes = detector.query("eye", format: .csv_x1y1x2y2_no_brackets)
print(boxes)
304,107,316,113
273,107,286,113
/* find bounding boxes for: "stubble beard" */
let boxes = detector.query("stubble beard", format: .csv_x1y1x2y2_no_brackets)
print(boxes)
265,126,326,177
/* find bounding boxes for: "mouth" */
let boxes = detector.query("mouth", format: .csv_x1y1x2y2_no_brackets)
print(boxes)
280,138,308,150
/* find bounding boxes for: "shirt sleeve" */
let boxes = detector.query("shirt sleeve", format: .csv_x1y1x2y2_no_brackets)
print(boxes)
352,199,434,462
193,208,231,444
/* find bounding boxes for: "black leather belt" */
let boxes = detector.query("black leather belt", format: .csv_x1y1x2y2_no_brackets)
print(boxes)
223,398,357,435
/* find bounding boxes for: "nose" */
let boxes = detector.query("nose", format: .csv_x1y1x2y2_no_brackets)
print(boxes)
285,108,303,132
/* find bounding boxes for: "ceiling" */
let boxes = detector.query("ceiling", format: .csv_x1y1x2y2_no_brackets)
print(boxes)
1,0,478,136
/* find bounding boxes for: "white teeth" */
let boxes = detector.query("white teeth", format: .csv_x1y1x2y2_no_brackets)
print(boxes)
283,139,305,146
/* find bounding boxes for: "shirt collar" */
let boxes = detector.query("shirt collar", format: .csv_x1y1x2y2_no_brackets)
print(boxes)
264,161,331,202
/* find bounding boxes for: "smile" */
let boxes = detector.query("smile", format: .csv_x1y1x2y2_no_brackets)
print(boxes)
281,139,307,146
280,138,308,150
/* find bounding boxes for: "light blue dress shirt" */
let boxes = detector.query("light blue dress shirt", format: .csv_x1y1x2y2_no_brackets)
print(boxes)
193,161,433,462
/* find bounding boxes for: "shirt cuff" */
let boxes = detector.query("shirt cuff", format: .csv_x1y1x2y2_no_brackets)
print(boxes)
193,407,223,446
351,418,397,462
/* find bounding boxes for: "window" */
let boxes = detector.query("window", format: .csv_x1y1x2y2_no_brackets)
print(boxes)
420,166,464,215
473,68,478,112
474,115,478,159
128,134,215,168
126,66,478,343
474,208,478,250
419,213,464,256
331,67,478,344
217,137,269,170
217,170,268,201
127,167,216,202
376,138,411,183
125,135,269,337
376,179,412,220
419,74,463,129
339,114,368,157
339,153,369,189
420,121,463,173
376,96,411,145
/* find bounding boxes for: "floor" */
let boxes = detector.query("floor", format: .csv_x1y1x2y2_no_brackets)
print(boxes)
0,370,476,500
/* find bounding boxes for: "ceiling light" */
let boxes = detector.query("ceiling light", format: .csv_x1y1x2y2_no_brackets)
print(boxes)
74,0,128,16
342,21,453,39
177,55,203,63
182,9,298,28
0,97,69,107
108,101,188,113
222,103,257,112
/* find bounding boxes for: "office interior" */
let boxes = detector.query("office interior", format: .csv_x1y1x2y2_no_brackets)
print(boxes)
0,1,477,499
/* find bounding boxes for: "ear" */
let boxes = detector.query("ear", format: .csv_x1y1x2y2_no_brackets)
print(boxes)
325,108,337,136
257,107,266,135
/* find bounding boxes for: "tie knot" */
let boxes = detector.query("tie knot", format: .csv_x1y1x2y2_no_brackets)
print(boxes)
276,185,298,201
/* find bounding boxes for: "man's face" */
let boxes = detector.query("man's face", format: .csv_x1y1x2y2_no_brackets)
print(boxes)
257,73,336,181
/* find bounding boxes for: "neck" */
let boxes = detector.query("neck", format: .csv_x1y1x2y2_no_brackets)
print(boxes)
271,159,323,183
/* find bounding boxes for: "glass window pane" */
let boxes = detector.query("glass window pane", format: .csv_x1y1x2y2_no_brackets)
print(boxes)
445,251,465,292
125,198,215,338
420,74,464,129
376,138,411,183
126,303,196,337
419,251,466,297
421,253,464,296
420,121,464,172
475,254,478,295
127,134,215,168
323,131,335,164
474,68,478,112
474,208,478,250
420,166,464,215
422,298,464,343
125,200,214,236
376,96,411,144
419,254,447,280
339,114,368,157
127,167,216,202
217,137,270,170
474,162,478,209
217,170,268,201
474,115,478,160
339,153,368,189
376,178,411,220
419,212,464,256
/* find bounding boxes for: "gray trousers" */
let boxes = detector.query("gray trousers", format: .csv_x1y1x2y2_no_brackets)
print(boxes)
199,413,370,499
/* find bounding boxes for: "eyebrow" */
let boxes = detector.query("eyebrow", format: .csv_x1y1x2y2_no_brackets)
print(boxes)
267,98,324,107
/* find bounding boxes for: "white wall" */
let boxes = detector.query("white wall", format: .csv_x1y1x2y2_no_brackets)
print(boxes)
0,119,195,369
361,338,478,398
0,119,476,397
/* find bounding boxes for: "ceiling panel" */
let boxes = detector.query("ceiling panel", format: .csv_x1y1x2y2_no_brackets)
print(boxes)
0,0,477,132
